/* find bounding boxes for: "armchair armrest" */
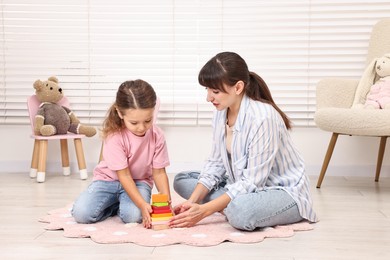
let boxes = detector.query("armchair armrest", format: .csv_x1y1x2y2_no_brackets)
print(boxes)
316,78,359,109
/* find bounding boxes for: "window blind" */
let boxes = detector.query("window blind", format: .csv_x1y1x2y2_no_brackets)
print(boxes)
1,0,390,127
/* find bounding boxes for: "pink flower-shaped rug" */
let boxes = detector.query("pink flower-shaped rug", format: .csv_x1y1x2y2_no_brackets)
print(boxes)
39,204,314,247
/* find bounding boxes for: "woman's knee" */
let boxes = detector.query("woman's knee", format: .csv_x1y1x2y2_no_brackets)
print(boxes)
173,171,199,195
173,171,199,191
173,171,199,183
224,200,254,231
173,173,185,193
225,192,303,231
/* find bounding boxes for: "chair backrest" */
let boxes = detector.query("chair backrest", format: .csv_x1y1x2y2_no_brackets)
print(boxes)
366,18,390,65
27,95,71,134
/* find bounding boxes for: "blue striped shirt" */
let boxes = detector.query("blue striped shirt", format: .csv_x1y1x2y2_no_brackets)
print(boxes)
198,95,318,222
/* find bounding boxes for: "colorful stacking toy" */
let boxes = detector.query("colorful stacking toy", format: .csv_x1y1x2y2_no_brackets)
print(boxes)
151,194,173,230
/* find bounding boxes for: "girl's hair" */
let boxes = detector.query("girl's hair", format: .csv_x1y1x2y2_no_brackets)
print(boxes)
198,51,291,129
102,79,157,138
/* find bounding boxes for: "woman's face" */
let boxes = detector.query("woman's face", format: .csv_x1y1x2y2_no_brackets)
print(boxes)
119,108,154,136
205,83,242,111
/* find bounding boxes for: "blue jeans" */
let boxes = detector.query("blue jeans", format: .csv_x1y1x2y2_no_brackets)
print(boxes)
72,180,151,224
173,171,303,231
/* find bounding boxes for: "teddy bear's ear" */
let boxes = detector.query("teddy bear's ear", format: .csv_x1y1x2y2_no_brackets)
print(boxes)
33,80,43,91
48,76,58,83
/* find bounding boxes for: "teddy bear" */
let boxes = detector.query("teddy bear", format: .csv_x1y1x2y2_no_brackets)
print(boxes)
33,76,97,137
352,53,390,109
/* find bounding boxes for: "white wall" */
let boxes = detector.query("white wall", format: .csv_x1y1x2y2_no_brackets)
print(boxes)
1,125,390,179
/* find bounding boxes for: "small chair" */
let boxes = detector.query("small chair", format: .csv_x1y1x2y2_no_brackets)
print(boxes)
28,95,89,183
314,18,390,188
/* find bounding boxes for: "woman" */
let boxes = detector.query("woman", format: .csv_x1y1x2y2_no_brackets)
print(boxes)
169,52,318,231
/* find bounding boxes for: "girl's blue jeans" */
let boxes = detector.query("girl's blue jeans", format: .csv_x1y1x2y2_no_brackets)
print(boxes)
72,180,151,224
173,171,303,231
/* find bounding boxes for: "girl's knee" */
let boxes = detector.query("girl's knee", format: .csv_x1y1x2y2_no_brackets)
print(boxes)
72,205,96,224
119,211,142,224
118,206,142,224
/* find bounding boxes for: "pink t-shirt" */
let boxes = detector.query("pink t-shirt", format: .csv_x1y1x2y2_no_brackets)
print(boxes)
93,125,170,188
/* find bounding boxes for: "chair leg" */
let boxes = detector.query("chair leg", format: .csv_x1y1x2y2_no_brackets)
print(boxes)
30,140,39,178
74,138,88,180
317,133,339,188
37,140,48,183
375,136,387,182
60,139,71,176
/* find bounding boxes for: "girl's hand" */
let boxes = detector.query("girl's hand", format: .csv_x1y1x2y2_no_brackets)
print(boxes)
141,203,153,229
169,201,205,228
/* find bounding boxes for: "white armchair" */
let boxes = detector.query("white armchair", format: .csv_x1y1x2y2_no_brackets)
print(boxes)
314,18,390,188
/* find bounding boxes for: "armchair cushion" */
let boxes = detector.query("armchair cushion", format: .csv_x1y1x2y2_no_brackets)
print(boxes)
315,107,390,136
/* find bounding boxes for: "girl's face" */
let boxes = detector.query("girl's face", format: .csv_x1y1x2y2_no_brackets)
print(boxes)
205,82,243,111
119,108,154,136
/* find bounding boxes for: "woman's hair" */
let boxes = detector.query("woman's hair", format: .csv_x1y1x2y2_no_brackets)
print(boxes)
198,51,291,129
101,79,157,138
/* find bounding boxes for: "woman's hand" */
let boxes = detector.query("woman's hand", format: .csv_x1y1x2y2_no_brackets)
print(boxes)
169,201,205,228
170,193,231,228
141,203,153,229
172,201,187,215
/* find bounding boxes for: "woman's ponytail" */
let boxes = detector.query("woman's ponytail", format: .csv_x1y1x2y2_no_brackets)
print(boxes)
247,72,291,129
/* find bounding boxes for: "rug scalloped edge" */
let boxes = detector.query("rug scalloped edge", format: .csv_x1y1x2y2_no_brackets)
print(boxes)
39,205,315,247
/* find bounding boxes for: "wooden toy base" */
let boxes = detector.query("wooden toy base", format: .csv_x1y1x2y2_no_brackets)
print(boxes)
152,224,170,230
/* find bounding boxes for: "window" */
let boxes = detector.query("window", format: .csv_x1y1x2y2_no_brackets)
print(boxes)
1,0,389,126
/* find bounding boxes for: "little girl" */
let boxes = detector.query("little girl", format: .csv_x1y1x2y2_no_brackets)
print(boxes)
72,80,171,228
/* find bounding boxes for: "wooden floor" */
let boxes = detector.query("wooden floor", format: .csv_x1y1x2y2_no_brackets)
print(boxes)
0,172,389,260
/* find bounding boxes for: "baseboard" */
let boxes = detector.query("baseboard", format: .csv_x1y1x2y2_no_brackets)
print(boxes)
1,160,389,178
